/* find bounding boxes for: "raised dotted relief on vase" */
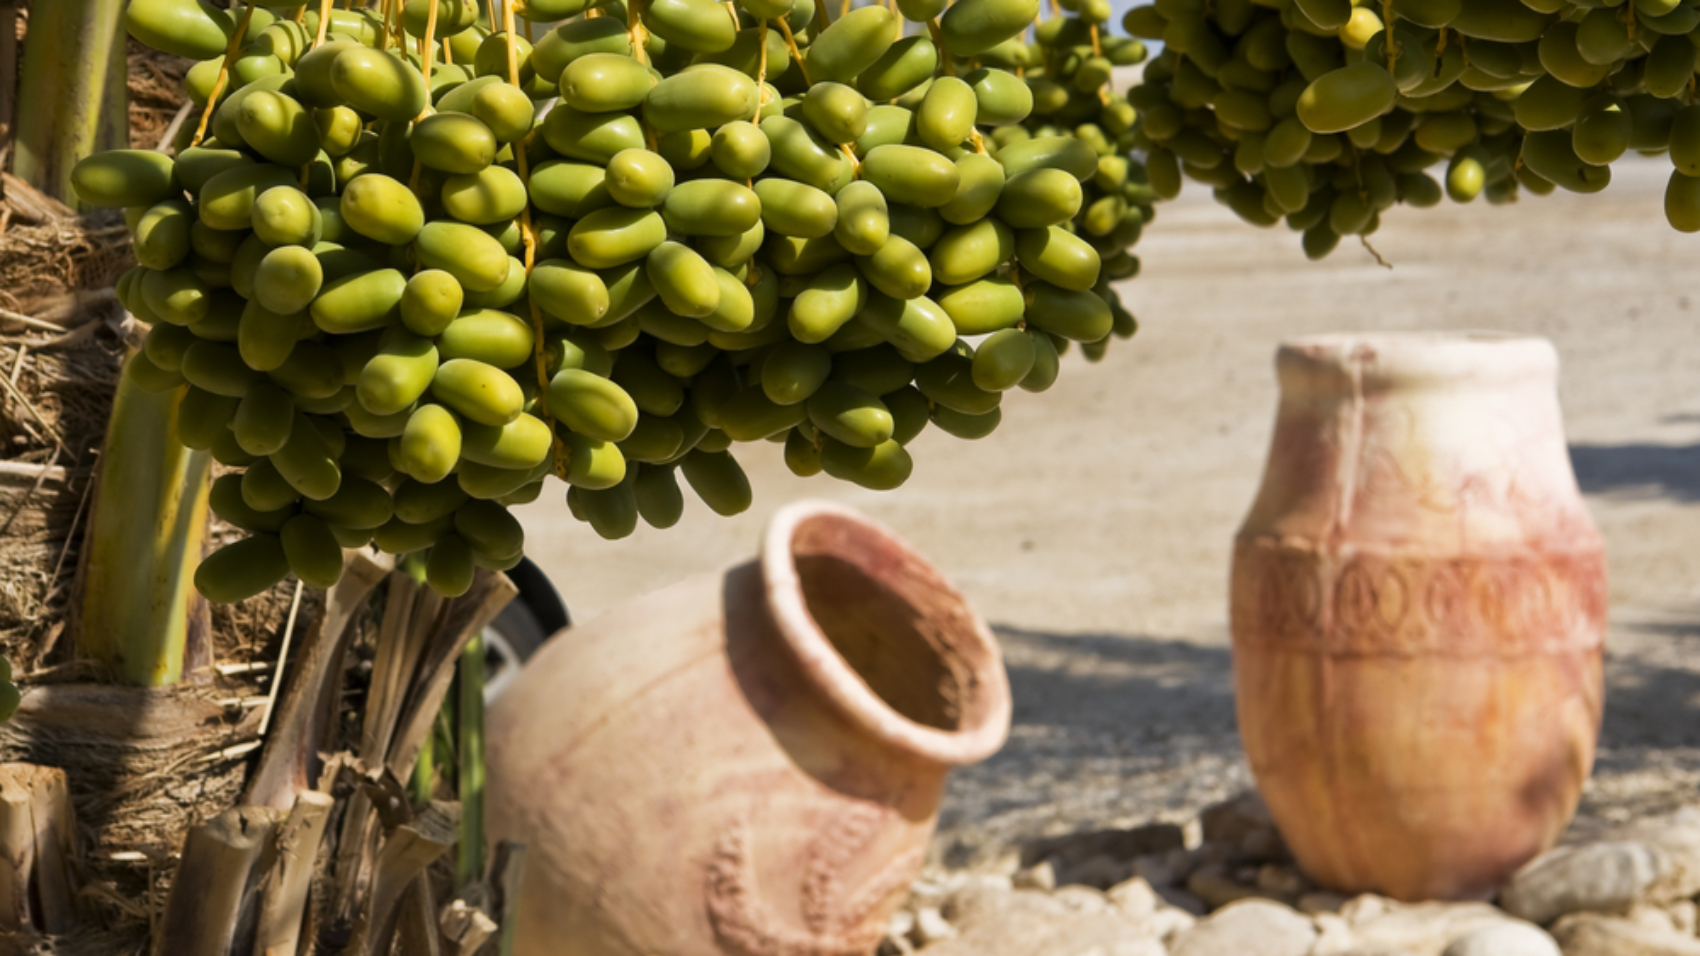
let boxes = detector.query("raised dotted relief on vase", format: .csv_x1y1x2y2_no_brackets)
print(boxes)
705,802,924,956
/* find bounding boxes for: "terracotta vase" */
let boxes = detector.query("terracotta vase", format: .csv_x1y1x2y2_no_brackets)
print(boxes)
485,500,1012,956
1230,333,1607,902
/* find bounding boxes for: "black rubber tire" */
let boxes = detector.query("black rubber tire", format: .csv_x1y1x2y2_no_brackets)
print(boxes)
482,557,570,701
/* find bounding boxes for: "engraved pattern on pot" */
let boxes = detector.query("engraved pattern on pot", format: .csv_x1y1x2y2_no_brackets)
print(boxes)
707,802,925,956
1233,543,1608,658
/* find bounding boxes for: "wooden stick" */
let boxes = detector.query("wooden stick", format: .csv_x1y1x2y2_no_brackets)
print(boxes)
258,580,305,736
0,460,74,482
254,791,334,956
245,549,393,810
492,841,528,956
0,305,65,335
215,695,270,710
388,571,517,783
347,800,461,956
0,371,68,455
0,765,79,934
0,444,60,538
440,897,499,956
396,875,444,956
154,806,283,956
155,102,193,152
44,454,96,601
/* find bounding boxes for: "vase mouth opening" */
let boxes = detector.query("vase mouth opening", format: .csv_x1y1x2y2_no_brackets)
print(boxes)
1276,331,1559,390
761,501,1012,767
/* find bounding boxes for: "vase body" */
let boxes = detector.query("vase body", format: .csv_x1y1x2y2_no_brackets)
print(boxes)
486,501,1012,956
1230,333,1607,902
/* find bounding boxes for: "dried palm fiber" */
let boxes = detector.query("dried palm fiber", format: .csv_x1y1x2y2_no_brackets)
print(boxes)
125,38,189,154
0,174,131,312
0,322,118,671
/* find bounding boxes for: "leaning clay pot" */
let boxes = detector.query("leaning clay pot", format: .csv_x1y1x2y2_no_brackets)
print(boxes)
1230,333,1607,902
486,500,1012,955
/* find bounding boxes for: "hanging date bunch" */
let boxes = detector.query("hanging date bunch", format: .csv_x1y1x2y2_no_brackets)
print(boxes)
1123,0,1700,257
73,0,1151,600
982,0,1153,360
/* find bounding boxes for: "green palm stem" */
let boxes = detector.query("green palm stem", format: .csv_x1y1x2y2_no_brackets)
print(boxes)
13,0,129,203
458,634,486,888
74,365,213,685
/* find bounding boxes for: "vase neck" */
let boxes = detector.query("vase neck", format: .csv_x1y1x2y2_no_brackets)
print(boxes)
1241,335,1600,555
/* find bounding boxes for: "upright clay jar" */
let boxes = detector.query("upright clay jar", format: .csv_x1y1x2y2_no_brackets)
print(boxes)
1231,333,1607,902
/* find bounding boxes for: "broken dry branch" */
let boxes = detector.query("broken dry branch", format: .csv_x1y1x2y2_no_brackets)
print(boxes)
396,876,444,956
0,458,80,482
154,805,283,956
439,897,498,956
254,790,333,956
244,550,392,811
388,571,517,782
347,800,460,956
364,575,429,769
0,173,76,226
0,306,67,334
0,764,79,934
332,570,512,930
492,841,528,956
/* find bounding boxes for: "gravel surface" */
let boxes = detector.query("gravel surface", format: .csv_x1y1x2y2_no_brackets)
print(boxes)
517,156,1700,863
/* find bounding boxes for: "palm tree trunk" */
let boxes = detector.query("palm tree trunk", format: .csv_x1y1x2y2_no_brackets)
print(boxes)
72,367,213,685
10,0,215,685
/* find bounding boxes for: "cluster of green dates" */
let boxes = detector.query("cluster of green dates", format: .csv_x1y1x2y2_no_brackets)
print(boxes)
77,0,1151,599
1124,0,1700,256
1002,2,1153,362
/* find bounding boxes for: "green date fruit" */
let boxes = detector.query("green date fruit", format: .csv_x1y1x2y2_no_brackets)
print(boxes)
196,535,292,604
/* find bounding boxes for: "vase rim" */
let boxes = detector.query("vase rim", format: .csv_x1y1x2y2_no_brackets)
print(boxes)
761,500,1013,767
1276,331,1558,383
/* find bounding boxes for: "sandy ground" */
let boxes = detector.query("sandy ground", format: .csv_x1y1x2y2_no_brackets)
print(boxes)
516,156,1700,864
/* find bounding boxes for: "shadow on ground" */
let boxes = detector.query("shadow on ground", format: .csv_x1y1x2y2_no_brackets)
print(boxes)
932,626,1249,866
1604,617,1700,749
1571,442,1700,501
930,614,1700,860
1578,611,1700,827
990,626,1237,734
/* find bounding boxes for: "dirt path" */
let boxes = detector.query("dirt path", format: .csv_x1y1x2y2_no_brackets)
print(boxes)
516,157,1700,863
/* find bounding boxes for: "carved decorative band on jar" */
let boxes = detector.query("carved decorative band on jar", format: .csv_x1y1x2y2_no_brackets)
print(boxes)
1232,543,1608,660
